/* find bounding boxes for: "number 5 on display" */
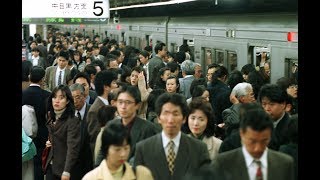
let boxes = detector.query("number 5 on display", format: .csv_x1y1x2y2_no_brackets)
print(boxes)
93,1,103,16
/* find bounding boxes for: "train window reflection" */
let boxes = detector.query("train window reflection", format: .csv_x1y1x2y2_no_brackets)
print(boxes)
227,51,237,72
204,48,212,67
215,50,224,66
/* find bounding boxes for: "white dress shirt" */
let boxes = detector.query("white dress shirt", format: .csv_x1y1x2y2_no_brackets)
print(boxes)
55,67,66,86
161,131,181,156
242,146,268,180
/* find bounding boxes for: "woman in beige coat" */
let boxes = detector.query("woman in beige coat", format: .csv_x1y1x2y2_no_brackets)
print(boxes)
83,123,154,180
185,97,222,160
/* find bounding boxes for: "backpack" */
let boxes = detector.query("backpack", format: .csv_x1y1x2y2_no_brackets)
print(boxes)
22,128,37,162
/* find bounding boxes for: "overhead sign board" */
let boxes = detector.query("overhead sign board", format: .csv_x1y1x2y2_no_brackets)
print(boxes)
22,0,109,18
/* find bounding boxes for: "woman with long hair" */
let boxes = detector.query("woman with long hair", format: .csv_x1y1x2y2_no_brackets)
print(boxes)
44,85,81,180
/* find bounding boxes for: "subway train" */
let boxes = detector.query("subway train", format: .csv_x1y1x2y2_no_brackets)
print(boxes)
52,12,298,83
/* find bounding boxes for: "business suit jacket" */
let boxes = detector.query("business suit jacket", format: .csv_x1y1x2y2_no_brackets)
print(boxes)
269,112,291,151
45,116,81,177
88,90,97,105
44,66,71,92
134,133,211,180
28,56,46,68
148,55,163,86
109,117,160,160
22,85,51,152
179,75,195,99
71,103,93,180
212,147,294,180
87,97,107,157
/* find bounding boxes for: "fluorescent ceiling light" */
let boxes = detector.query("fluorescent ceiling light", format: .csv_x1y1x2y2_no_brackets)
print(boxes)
110,0,198,10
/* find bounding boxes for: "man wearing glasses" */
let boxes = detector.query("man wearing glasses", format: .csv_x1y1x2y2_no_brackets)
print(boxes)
95,85,160,166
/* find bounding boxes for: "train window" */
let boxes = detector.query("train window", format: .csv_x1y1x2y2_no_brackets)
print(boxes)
215,50,225,66
129,37,141,49
227,51,238,72
170,43,178,53
121,32,125,42
285,58,298,82
203,48,212,68
255,47,270,68
248,46,255,64
146,35,150,46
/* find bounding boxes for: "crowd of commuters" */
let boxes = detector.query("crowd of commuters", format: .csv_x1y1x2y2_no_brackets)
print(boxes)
22,30,298,180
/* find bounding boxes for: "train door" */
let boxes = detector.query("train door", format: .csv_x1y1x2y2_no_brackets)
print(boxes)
247,45,271,83
202,48,238,73
202,47,238,72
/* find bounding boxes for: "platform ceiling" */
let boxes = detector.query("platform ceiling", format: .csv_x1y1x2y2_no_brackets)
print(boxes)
108,0,298,18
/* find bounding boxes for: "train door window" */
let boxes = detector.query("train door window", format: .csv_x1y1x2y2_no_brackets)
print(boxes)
285,58,298,82
121,32,125,42
170,43,178,53
146,35,150,46
129,37,132,47
116,35,119,42
254,47,270,68
227,51,237,72
248,46,255,64
215,50,225,66
202,48,212,68
129,37,139,49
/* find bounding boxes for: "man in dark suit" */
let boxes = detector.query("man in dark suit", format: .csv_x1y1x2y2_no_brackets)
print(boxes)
212,103,294,180
148,42,167,88
258,84,292,151
86,70,118,159
95,85,160,166
134,93,211,180
22,66,51,180
69,83,93,179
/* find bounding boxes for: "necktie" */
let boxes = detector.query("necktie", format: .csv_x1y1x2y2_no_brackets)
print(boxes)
77,111,84,138
254,160,263,180
167,140,176,175
77,111,81,121
57,70,62,86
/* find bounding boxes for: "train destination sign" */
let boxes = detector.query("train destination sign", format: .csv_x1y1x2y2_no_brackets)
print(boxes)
23,0,109,24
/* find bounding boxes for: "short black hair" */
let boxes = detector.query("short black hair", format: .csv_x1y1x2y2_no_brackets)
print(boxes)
30,66,45,83
155,93,188,118
94,70,118,96
116,85,141,104
101,123,131,156
58,50,69,61
22,60,33,81
97,105,117,127
239,103,273,132
258,84,288,104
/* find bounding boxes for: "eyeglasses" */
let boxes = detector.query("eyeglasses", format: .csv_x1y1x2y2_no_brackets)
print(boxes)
117,100,135,106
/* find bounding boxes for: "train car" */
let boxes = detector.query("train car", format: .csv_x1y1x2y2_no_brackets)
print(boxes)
54,11,297,83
